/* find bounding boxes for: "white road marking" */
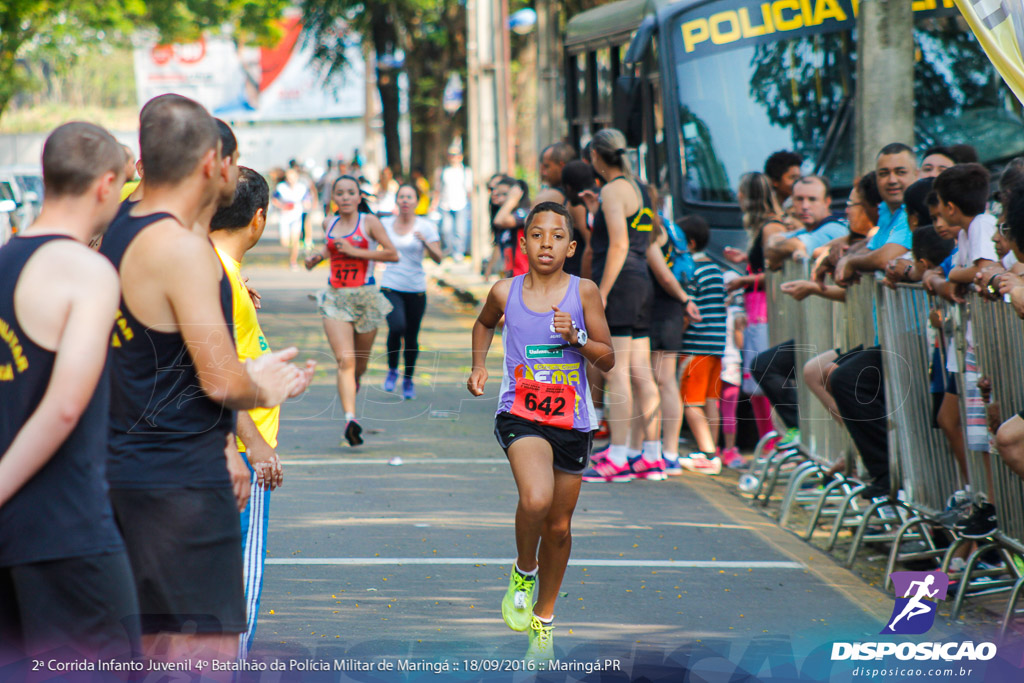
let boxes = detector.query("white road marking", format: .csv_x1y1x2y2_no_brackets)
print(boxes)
265,557,803,569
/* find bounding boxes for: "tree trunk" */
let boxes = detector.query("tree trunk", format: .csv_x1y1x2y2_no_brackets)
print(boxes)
369,6,402,174
376,67,402,173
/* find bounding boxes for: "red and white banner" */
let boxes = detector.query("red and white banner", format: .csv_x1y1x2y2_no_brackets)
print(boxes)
133,16,365,122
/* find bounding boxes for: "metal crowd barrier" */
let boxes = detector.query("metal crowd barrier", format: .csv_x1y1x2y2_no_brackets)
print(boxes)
820,275,918,562
843,274,879,350
766,259,803,349
963,293,1024,544
753,260,863,535
955,293,1024,633
876,284,964,580
750,260,821,506
777,264,857,534
744,262,800,502
758,264,1024,635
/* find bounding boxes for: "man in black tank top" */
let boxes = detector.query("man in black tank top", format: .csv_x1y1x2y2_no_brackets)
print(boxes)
0,123,139,665
536,142,588,276
98,94,314,668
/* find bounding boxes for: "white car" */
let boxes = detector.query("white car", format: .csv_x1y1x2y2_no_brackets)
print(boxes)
0,180,17,246
0,165,43,235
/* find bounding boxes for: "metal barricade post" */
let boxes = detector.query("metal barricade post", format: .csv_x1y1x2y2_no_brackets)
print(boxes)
879,284,963,517
775,260,857,531
967,293,1024,546
794,272,849,465
876,284,965,583
951,293,1024,632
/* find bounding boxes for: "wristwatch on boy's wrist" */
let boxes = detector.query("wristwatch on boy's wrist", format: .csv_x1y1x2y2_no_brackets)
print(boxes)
572,329,588,347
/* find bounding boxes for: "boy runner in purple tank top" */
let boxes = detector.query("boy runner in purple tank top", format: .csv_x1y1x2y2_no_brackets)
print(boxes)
468,202,614,666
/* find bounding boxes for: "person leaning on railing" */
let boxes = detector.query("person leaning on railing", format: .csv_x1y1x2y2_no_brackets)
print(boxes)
793,144,919,501
763,175,848,271
928,163,1002,539
755,172,882,470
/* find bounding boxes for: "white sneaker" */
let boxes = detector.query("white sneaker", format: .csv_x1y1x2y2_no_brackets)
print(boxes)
679,452,723,476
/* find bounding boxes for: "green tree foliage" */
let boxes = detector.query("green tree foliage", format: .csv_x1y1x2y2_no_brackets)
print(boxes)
0,0,288,118
301,0,466,178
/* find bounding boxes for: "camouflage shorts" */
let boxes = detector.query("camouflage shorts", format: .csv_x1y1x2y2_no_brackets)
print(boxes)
316,285,393,333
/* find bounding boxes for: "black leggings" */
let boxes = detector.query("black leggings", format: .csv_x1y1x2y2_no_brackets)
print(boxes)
381,289,427,377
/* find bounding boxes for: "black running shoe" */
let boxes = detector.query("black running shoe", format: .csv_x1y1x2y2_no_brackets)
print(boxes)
344,420,364,447
955,503,998,539
858,480,889,500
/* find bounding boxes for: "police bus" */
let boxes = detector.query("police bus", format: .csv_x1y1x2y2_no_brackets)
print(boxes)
563,0,1024,249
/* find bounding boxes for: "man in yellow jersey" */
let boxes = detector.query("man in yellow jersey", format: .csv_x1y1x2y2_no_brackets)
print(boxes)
119,144,140,201
210,166,289,658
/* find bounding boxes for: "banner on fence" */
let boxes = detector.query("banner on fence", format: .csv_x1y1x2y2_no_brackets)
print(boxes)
133,15,365,122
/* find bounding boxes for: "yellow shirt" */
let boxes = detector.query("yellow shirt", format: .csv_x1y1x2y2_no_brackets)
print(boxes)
216,247,280,450
415,177,431,215
120,180,140,201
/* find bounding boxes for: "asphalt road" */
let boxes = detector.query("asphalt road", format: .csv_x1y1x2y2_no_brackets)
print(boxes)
236,262,1009,683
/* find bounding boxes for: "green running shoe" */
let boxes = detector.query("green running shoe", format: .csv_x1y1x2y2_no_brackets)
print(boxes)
501,568,536,631
777,427,801,450
525,615,555,665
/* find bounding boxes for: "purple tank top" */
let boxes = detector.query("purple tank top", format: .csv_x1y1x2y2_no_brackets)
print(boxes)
496,275,597,432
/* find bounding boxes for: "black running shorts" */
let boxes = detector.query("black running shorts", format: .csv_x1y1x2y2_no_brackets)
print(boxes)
109,487,246,634
649,297,685,352
494,412,593,474
601,271,653,338
0,551,140,663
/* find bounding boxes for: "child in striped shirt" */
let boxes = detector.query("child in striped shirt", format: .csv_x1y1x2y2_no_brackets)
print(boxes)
677,218,728,475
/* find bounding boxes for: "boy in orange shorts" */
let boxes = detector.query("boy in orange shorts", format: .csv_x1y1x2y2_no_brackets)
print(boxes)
675,218,728,475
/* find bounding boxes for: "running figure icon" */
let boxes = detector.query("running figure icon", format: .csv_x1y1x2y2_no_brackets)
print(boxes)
882,570,950,635
888,575,939,631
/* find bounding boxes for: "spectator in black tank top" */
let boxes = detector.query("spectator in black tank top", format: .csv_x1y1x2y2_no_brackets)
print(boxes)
579,128,663,483
99,95,315,670
0,123,139,663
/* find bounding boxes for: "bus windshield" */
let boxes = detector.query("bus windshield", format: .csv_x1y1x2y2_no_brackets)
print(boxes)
671,13,1024,203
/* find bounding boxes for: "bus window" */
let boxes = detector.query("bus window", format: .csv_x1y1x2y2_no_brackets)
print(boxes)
670,12,1024,203
675,29,852,203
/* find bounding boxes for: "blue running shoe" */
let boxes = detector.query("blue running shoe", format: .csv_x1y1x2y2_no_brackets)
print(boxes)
383,368,398,392
663,456,683,476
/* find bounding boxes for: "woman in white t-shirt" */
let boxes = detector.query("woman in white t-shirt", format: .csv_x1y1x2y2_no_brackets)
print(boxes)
380,184,443,398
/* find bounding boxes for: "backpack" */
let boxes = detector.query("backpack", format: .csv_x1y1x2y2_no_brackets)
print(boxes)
663,216,697,286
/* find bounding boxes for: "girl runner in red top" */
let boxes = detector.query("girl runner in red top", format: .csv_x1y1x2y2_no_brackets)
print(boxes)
306,176,398,446
468,202,614,665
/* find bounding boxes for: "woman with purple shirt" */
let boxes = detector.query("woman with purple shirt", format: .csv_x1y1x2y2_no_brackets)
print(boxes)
468,202,613,665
